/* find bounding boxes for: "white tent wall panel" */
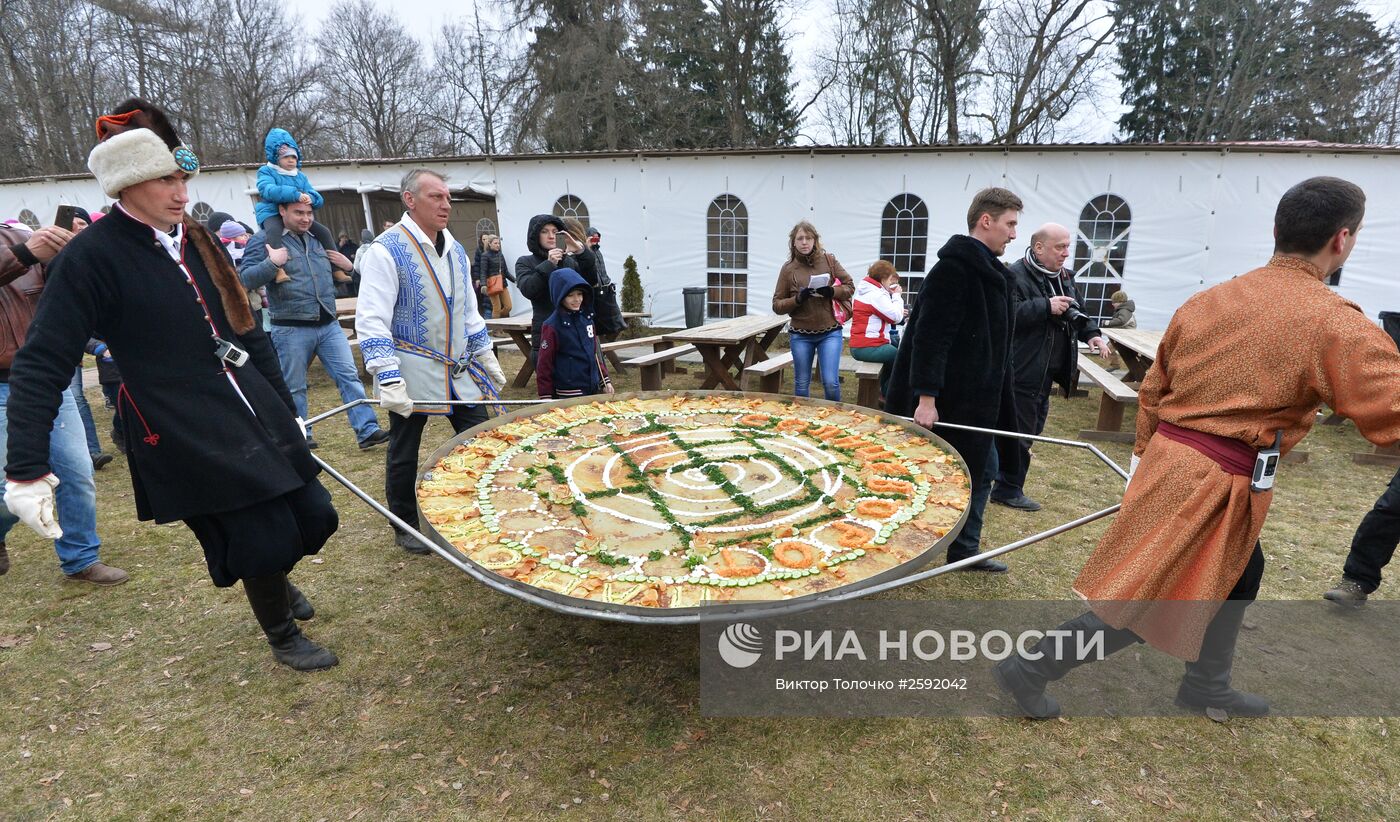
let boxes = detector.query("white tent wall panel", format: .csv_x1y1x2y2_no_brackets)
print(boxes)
808,151,1010,291
1005,150,1223,330
0,149,1395,331
1209,153,1398,318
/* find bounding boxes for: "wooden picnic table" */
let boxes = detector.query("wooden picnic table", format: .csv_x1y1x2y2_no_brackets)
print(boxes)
484,315,536,388
1100,327,1163,383
662,314,790,390
600,312,652,372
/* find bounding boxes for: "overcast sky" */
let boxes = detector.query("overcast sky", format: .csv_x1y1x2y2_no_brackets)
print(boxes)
288,0,1400,145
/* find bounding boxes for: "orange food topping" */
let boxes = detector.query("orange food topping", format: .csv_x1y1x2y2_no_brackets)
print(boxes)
868,461,911,476
855,499,900,518
738,414,773,427
772,541,818,569
868,477,915,497
831,521,875,548
715,548,765,578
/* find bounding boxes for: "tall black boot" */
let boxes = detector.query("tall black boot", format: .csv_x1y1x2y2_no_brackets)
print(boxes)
286,579,315,621
243,573,338,671
993,611,1141,719
1174,601,1268,717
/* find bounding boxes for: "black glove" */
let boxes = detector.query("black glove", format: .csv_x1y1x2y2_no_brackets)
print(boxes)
814,285,835,299
796,287,813,305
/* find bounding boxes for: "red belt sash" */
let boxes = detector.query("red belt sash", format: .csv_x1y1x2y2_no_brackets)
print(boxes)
1156,421,1255,476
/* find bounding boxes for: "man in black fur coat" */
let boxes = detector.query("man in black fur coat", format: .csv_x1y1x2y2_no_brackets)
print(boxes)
2,100,340,672
885,187,1022,573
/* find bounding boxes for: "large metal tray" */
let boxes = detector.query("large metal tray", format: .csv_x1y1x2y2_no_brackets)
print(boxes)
414,390,969,625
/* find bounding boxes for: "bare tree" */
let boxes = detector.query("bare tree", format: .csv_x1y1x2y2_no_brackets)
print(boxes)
901,0,986,144
432,7,526,155
969,0,1117,144
207,0,323,163
316,0,429,157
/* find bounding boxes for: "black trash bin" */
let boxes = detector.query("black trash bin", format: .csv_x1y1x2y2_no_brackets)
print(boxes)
1379,311,1400,352
683,287,707,328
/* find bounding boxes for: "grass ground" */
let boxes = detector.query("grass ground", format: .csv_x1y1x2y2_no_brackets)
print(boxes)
2,345,1398,820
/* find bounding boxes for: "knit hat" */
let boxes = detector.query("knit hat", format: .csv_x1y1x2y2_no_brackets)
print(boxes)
87,98,200,197
1110,290,1128,303
277,144,298,160
360,228,374,243
71,206,92,225
218,220,246,240
588,227,601,239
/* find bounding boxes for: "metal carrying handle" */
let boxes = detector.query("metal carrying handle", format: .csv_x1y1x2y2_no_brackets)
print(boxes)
307,397,1129,620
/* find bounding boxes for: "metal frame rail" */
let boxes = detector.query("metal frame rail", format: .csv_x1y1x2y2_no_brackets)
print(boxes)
306,398,1128,624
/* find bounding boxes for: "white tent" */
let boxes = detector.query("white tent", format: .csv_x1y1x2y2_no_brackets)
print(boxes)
1,143,1395,330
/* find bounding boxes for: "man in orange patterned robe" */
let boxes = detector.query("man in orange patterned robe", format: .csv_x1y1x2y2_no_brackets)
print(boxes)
995,177,1400,719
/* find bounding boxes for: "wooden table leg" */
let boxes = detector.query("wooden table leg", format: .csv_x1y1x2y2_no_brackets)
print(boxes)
1079,395,1136,443
696,344,741,390
508,331,535,388
1120,351,1151,383
600,332,628,373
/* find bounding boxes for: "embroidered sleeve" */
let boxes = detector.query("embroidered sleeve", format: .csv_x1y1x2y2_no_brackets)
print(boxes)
354,242,402,381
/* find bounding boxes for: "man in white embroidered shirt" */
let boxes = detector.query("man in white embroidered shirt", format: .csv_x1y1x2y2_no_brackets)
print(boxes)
355,168,506,554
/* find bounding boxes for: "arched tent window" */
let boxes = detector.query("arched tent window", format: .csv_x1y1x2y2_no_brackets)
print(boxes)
475,217,497,247
552,195,589,232
1072,194,1131,322
191,201,214,226
17,208,39,230
707,194,749,319
879,194,928,303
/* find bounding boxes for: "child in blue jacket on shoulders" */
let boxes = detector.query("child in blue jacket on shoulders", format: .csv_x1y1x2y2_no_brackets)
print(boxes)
536,268,613,399
256,128,347,283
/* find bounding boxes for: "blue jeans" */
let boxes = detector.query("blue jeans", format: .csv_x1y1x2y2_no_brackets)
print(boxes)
70,369,103,457
789,327,844,401
0,383,102,574
269,321,382,441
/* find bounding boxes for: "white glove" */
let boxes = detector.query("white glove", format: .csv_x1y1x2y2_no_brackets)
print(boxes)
475,349,507,390
4,474,62,540
1125,453,1141,491
378,379,414,418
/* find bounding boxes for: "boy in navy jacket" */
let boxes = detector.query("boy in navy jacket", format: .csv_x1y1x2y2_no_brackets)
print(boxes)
536,268,613,399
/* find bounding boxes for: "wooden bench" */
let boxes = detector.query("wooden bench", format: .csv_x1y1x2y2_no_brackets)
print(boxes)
742,351,794,393
854,360,883,409
1077,353,1138,443
625,344,696,391
599,333,669,353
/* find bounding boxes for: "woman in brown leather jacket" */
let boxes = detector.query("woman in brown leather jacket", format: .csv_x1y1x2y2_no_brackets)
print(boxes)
771,221,854,401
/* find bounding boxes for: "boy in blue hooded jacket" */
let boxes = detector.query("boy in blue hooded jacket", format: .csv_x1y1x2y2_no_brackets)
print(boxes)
536,268,613,399
256,128,347,283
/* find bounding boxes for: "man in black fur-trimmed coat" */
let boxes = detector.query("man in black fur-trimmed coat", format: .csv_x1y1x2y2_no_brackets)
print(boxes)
885,187,1021,573
2,100,340,672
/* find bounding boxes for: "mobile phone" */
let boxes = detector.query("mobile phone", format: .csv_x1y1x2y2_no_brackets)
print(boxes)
54,204,78,232
554,231,569,251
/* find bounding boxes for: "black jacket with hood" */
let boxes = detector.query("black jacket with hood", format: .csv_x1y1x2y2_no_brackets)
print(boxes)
515,214,597,352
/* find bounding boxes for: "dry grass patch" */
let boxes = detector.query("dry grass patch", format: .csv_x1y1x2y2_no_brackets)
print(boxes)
2,346,1397,818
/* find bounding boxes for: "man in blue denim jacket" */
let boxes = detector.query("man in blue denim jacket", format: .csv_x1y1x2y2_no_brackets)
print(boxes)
238,200,387,450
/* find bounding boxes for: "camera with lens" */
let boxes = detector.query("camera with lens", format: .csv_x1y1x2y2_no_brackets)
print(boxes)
1061,300,1090,331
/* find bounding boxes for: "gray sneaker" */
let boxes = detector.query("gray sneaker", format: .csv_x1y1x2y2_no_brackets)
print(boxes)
1323,577,1369,607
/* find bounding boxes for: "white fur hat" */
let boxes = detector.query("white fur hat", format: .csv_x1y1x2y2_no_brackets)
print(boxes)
87,128,200,198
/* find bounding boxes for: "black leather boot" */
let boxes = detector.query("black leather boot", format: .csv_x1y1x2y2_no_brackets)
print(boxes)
993,611,1141,719
244,573,338,671
286,579,315,621
1175,601,1268,717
